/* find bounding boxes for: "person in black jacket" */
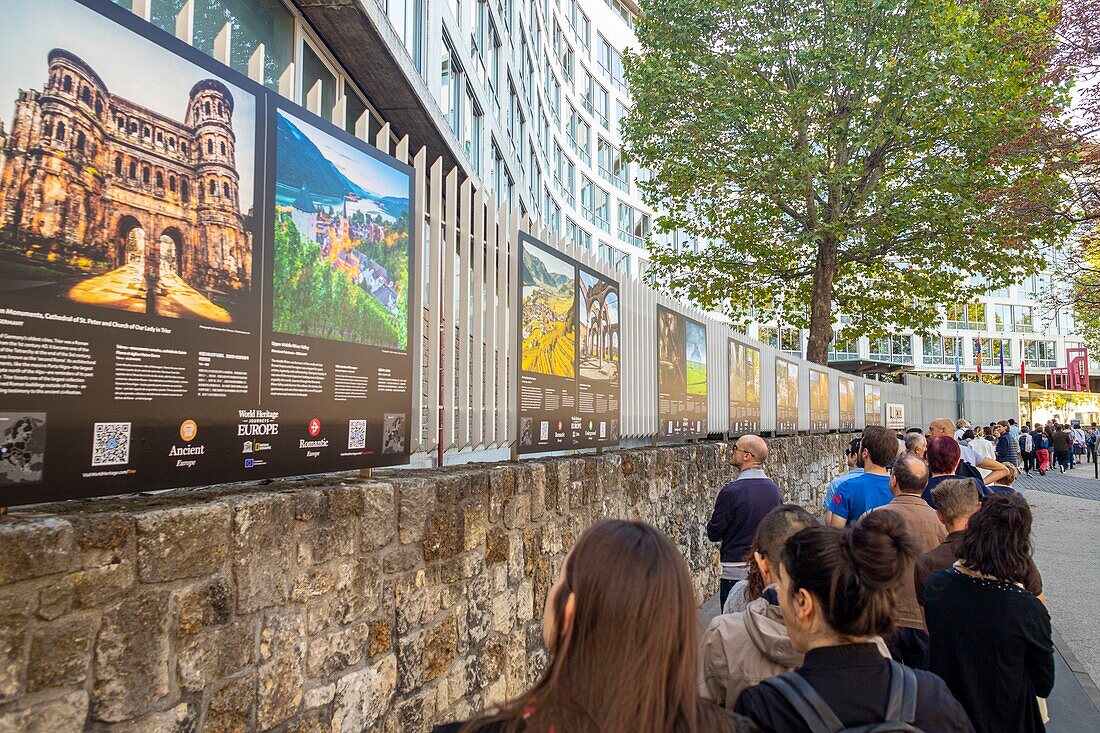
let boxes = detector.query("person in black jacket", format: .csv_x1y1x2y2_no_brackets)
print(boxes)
734,512,974,732
707,435,783,607
924,493,1054,733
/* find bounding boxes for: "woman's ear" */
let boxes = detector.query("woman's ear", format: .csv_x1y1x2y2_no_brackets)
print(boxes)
561,592,577,638
754,551,771,584
794,587,814,623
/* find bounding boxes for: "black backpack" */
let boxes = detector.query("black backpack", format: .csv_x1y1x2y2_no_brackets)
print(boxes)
760,660,923,733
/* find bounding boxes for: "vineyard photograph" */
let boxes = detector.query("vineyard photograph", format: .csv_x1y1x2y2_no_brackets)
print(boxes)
521,245,576,378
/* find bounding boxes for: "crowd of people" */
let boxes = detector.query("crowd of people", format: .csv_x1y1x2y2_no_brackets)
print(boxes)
434,418,1062,733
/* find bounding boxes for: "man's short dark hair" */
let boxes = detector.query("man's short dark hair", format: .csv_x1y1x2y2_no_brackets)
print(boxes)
861,425,898,468
1008,419,1016,425
892,454,929,494
845,438,862,457
905,427,924,435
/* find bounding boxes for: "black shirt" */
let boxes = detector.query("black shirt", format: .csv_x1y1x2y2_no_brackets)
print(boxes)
924,568,1055,733
734,643,974,732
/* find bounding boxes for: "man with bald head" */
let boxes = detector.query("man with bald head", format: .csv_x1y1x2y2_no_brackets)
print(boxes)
929,417,1008,485
707,434,782,607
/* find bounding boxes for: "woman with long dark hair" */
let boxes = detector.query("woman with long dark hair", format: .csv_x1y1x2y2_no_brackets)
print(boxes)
924,494,1054,733
734,512,973,732
433,519,747,733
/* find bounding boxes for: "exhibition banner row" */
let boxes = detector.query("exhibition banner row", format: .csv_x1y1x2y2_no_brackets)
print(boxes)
0,1,889,504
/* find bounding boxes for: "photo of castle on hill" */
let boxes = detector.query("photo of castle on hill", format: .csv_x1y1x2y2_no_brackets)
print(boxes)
273,109,410,349
0,1,256,324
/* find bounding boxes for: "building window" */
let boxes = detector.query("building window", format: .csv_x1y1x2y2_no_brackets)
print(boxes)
156,171,164,187
829,333,859,361
345,85,369,138
1023,340,1057,368
973,337,1008,367
870,336,913,364
617,203,650,248
945,302,986,330
462,85,482,173
301,40,337,121
386,0,424,70
143,167,151,184
115,156,123,175
189,0,295,90
75,131,86,153
598,241,630,274
1014,306,1034,333
597,137,629,191
596,34,627,94
922,335,962,366
440,35,462,136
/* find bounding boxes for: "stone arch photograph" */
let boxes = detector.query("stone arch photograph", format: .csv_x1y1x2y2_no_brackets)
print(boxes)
577,270,618,383
0,0,256,324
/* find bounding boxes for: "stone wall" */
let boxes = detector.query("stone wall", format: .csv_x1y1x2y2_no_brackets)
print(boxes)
0,434,853,732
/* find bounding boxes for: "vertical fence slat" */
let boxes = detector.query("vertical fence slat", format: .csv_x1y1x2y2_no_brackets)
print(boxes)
425,157,443,456
471,188,487,449
441,169,458,452
457,178,473,451
485,197,501,446
499,209,517,446
410,147,427,453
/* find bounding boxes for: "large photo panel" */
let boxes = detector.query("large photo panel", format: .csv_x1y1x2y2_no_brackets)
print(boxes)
839,377,857,430
262,99,415,475
775,358,799,434
658,305,707,440
517,233,619,454
865,383,883,426
0,0,267,503
809,369,830,432
728,339,761,434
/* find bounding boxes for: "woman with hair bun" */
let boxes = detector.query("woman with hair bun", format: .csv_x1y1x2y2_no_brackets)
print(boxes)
924,493,1054,733
734,512,973,732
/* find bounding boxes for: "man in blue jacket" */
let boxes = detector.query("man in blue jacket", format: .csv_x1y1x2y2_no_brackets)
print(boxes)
707,434,782,607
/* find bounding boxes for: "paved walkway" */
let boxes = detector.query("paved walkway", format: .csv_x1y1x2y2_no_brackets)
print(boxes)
1017,461,1100,501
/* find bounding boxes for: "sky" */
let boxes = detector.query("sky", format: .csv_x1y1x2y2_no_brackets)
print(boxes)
280,109,411,202
0,0,256,207
527,242,574,283
686,320,707,364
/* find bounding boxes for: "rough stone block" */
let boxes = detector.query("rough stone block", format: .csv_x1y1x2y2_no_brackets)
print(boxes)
136,503,230,582
257,612,305,730
0,595,31,702
231,496,293,614
331,653,397,733
98,703,197,733
177,621,253,691
287,708,330,733
0,689,87,733
70,560,135,609
461,497,488,552
296,519,356,567
362,482,396,550
26,615,97,692
69,513,132,569
397,479,433,545
423,614,457,683
303,682,335,710
305,619,370,678
0,518,72,585
203,673,254,733
369,618,393,657
173,577,233,636
91,590,171,722
422,508,463,562
382,545,420,574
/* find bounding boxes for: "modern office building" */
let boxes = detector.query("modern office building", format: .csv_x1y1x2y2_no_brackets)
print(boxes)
107,0,1087,388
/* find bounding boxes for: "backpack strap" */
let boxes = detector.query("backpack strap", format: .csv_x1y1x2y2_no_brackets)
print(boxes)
883,661,919,724
761,673,844,733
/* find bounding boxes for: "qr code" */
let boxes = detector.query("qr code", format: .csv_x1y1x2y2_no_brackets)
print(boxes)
91,422,131,466
347,419,367,450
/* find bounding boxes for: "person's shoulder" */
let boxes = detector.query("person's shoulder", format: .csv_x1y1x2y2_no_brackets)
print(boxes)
433,722,507,733
910,668,974,731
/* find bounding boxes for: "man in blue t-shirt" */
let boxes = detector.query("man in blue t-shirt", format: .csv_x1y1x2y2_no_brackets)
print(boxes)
824,425,896,526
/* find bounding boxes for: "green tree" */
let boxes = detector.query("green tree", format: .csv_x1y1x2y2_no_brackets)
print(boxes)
624,0,1075,364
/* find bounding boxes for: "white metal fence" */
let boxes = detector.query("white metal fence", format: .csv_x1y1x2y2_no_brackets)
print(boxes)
386,138,1022,460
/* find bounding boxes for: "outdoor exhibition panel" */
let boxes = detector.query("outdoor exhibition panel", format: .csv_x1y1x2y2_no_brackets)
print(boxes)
517,232,620,454
839,376,857,430
657,305,708,440
774,357,799,434
0,0,415,502
809,368,830,432
865,383,883,426
727,339,761,435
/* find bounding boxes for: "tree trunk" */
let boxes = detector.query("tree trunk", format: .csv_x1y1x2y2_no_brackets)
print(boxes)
806,236,838,365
